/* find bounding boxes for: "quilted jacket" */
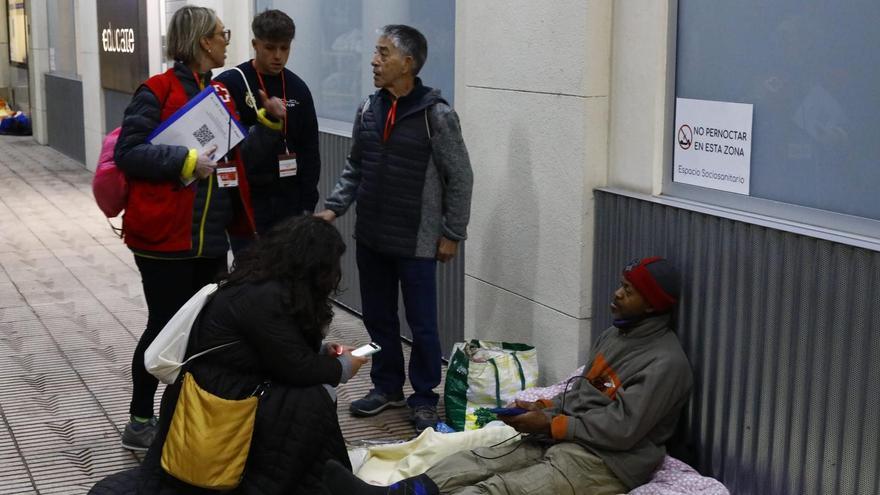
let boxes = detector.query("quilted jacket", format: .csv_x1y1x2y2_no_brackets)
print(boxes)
115,63,279,257
323,79,473,259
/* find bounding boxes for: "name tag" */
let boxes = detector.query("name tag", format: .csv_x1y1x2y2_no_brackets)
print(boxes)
278,153,297,178
216,167,239,188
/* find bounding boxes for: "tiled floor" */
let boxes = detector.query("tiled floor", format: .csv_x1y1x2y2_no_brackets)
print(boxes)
0,136,441,494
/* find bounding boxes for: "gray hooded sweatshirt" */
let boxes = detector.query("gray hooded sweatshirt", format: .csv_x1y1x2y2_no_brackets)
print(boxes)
541,314,693,489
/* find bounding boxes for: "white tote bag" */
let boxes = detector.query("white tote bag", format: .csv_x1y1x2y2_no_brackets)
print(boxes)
144,283,233,384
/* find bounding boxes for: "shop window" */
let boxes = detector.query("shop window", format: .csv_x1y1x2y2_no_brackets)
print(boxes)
669,1,880,237
7,0,27,66
48,0,77,75
255,0,455,127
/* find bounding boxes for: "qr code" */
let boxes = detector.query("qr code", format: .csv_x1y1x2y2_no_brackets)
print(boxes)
192,124,215,146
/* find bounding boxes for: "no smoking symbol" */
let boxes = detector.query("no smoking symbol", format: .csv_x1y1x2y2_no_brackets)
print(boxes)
678,125,693,150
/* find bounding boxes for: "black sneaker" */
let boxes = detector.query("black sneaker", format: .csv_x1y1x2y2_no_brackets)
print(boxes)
410,405,440,434
349,390,406,417
121,416,158,451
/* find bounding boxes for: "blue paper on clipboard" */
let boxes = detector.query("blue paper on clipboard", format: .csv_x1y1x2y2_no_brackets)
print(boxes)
147,85,248,161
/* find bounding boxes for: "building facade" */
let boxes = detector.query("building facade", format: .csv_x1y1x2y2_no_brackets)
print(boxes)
3,1,877,493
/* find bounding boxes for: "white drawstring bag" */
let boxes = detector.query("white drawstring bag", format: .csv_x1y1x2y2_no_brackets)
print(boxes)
144,283,233,384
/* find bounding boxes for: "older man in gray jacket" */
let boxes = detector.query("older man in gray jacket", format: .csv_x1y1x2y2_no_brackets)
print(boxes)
323,257,693,494
316,24,473,434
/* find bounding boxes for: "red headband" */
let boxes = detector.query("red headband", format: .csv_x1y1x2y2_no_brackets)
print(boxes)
623,257,677,312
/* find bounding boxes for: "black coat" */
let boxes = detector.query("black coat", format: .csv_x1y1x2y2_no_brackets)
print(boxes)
136,280,350,494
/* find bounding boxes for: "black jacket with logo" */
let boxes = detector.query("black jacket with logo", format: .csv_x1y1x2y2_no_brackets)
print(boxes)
216,62,320,233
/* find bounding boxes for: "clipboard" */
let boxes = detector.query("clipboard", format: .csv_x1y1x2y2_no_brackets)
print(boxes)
148,85,248,160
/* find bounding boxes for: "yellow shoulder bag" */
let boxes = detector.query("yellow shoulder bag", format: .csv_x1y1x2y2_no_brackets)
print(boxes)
161,372,268,490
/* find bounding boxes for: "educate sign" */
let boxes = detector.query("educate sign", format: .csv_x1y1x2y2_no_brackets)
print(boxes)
97,0,148,93
673,98,753,195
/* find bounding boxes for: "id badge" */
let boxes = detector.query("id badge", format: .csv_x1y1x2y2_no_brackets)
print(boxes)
216,167,239,188
278,153,298,178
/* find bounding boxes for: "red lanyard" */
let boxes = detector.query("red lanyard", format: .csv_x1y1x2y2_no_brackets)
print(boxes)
191,70,205,90
383,99,398,143
252,61,288,140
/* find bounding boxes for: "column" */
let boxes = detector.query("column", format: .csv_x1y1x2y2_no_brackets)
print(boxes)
76,0,105,170
456,0,612,384
26,0,50,144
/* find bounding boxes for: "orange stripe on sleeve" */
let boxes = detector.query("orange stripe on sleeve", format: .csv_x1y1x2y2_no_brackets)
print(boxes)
537,399,554,409
550,415,569,440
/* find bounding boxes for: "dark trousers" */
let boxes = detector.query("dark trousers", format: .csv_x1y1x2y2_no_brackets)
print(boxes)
356,243,440,408
129,255,227,418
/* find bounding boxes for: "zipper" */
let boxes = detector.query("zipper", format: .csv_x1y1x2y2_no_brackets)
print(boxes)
196,176,214,257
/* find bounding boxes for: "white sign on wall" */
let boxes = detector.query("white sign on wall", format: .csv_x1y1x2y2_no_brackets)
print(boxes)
673,98,753,195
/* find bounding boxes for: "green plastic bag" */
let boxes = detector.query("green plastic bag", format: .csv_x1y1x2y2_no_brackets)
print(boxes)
444,340,539,431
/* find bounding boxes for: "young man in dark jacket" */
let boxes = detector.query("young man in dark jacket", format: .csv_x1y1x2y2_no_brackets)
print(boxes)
216,9,320,248
316,24,473,433
323,257,694,494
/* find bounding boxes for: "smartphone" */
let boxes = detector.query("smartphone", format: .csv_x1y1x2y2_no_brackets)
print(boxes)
488,407,529,416
351,342,382,357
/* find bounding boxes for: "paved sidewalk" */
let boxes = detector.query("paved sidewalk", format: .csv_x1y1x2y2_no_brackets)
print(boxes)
0,137,440,494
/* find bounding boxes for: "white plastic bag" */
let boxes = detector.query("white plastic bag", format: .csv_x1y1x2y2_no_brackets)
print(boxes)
144,283,224,384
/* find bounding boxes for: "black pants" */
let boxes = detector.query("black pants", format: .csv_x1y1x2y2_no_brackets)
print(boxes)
129,255,227,418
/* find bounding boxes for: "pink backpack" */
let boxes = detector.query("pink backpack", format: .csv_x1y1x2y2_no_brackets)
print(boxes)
92,127,127,218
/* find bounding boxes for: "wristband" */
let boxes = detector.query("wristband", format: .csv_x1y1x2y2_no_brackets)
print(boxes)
181,149,198,179
256,108,283,131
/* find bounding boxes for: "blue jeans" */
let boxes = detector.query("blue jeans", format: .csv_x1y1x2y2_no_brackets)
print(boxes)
356,243,440,408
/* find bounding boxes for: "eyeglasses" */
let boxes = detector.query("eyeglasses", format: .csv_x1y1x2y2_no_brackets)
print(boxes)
212,29,231,43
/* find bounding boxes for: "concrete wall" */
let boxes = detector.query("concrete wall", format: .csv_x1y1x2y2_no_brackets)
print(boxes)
180,0,253,71
77,0,104,170
26,0,49,144
607,0,676,195
456,0,612,384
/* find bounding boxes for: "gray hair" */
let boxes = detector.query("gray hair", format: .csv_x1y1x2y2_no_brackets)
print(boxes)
379,24,428,75
166,6,219,63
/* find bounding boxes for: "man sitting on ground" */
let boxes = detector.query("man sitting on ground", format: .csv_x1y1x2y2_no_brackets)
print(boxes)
323,256,694,494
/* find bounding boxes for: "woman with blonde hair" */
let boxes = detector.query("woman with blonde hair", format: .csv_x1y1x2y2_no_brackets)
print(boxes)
114,6,286,452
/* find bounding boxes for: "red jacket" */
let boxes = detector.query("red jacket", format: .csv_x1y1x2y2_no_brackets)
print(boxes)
121,68,256,253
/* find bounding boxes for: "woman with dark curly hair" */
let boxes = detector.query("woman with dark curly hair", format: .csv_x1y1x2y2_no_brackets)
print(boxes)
132,215,368,494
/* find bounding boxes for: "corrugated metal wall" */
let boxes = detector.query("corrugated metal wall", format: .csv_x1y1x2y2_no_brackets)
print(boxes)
593,190,880,495
45,74,85,163
318,132,465,358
